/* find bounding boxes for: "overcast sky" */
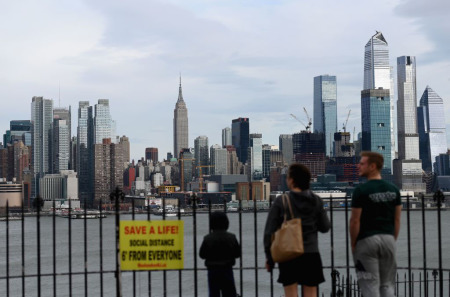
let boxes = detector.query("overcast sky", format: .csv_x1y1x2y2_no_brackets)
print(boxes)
1,0,450,161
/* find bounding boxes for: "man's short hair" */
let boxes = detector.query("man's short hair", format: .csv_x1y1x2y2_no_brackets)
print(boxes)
360,151,384,171
288,163,311,190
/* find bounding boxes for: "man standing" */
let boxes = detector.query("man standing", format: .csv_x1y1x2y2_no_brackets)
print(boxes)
350,151,402,297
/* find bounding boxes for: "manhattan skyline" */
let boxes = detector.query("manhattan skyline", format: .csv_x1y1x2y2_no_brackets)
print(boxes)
1,0,450,160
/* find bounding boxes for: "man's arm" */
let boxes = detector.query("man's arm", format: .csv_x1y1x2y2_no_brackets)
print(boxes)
349,208,362,252
394,204,402,240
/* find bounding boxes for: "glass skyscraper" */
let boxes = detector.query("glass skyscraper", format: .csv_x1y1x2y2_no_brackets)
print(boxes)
231,117,249,164
77,101,94,206
31,96,53,176
314,75,337,157
194,136,209,176
222,127,232,147
361,89,392,174
94,99,113,144
249,134,263,181
393,56,424,191
362,32,393,172
417,86,448,172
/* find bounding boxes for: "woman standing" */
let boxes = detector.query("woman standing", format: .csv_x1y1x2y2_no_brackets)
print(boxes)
264,163,330,297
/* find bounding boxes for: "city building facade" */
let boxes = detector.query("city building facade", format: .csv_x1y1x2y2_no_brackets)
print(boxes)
173,78,189,158
314,75,337,156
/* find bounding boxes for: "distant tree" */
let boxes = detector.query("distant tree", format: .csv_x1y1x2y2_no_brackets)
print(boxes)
32,195,44,212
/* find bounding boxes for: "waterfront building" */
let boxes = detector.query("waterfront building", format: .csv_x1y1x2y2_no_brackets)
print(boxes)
210,144,227,175
361,88,392,175
363,31,395,170
93,138,124,206
314,75,337,156
248,134,263,181
222,127,232,147
173,78,189,158
232,117,250,164
417,86,448,172
393,56,424,192
0,181,23,208
194,136,209,176
145,147,159,164
279,134,293,165
94,99,113,144
77,101,94,206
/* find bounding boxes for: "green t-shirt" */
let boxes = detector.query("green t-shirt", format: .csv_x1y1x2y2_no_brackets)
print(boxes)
351,179,401,241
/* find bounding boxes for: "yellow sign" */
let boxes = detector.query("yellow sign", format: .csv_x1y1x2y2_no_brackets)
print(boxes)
120,220,184,270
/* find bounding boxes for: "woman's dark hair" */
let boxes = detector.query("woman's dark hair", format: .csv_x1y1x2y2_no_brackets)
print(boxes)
210,212,229,231
288,163,311,190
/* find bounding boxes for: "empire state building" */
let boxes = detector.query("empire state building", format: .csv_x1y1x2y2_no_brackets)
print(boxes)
173,77,189,158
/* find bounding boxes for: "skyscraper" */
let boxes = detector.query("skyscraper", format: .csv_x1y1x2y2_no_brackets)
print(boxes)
31,96,53,177
418,86,448,172
222,127,232,147
279,134,293,165
173,78,189,158
145,147,159,164
362,31,393,172
52,119,70,173
248,133,263,180
94,99,113,144
210,144,227,175
314,75,337,156
77,101,94,206
393,56,424,191
194,136,209,176
364,32,390,90
231,117,249,164
361,89,392,175
53,107,72,170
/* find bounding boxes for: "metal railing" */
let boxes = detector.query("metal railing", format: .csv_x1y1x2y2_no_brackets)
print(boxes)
0,190,449,297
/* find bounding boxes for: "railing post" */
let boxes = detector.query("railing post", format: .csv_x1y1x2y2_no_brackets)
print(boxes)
421,193,428,297
433,190,444,297
110,186,125,297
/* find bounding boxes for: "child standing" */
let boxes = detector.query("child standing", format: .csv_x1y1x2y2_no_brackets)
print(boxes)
200,212,241,297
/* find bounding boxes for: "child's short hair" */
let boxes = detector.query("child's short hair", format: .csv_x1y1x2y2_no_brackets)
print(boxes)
210,212,229,231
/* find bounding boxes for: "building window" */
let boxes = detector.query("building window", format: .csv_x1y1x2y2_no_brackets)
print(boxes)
377,123,385,127
377,97,384,101
377,146,385,151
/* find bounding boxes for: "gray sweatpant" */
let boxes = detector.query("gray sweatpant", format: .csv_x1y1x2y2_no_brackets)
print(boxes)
353,234,397,297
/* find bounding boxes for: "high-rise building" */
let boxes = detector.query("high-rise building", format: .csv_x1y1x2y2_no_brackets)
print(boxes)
393,56,424,191
94,99,113,144
179,148,193,191
52,119,70,173
279,134,293,165
119,136,130,163
145,147,159,164
361,89,392,175
53,107,72,170
31,97,53,177
3,120,32,148
314,75,337,156
173,78,189,158
77,101,94,206
222,127,232,147
194,136,209,176
418,86,448,172
364,32,390,90
226,146,241,174
262,144,271,180
363,32,395,170
93,138,124,206
248,134,263,180
293,132,326,178
232,117,249,164
210,144,227,175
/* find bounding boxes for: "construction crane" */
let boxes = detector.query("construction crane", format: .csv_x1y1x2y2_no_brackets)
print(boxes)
195,165,215,193
343,109,351,133
303,107,312,132
290,113,308,131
